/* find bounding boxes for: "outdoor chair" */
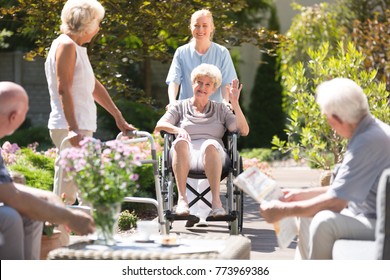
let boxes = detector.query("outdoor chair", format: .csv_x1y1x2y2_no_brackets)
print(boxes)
332,168,390,259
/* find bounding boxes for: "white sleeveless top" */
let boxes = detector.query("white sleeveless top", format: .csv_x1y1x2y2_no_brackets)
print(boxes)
45,34,97,131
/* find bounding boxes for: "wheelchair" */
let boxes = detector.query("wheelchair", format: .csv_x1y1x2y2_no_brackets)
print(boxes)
159,131,244,235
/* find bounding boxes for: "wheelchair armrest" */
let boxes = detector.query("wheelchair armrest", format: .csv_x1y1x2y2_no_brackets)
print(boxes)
224,131,239,150
159,130,175,137
225,132,240,174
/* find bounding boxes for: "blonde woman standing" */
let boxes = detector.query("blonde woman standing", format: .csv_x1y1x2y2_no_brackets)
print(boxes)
166,9,237,108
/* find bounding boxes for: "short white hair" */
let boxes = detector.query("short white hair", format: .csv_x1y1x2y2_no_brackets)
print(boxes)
60,0,105,36
191,63,222,89
316,78,369,124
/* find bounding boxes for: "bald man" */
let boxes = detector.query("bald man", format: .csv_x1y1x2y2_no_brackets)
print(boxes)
0,81,95,259
0,82,29,138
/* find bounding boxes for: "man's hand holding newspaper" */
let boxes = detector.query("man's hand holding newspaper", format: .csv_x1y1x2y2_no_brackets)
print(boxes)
233,166,298,249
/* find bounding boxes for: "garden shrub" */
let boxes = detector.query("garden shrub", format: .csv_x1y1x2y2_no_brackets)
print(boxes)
1,125,53,151
133,165,156,199
8,147,55,191
96,99,164,140
272,41,390,170
274,2,390,170
240,148,274,162
245,5,285,149
117,210,138,231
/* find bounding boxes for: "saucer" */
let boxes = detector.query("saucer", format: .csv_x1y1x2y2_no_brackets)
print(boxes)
134,239,155,243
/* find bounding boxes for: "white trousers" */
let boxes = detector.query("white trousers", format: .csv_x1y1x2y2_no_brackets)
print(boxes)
50,129,92,205
296,209,376,259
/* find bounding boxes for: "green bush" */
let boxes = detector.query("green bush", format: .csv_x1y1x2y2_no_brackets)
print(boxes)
273,41,390,170
240,148,280,162
245,5,285,149
8,148,54,191
96,99,164,140
0,124,53,151
133,165,156,199
274,2,390,170
117,210,138,231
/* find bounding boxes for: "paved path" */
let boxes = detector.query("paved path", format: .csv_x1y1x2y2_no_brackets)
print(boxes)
169,166,323,260
69,166,323,259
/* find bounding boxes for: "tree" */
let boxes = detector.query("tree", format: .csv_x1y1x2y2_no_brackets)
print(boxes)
245,4,284,148
277,3,346,112
272,42,390,170
334,0,389,23
0,29,12,49
0,0,279,103
274,1,390,169
333,0,390,91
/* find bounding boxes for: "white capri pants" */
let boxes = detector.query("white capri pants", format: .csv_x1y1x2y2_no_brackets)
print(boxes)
170,138,229,219
170,138,228,172
50,129,93,205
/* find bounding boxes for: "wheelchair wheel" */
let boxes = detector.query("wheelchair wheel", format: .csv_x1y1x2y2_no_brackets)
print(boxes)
158,156,168,211
230,155,244,234
158,155,176,234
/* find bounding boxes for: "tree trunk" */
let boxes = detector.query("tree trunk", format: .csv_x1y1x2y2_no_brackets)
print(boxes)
143,58,152,98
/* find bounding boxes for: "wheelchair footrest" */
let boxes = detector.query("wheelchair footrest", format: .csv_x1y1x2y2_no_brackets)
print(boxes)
206,212,237,222
165,211,200,223
164,210,238,223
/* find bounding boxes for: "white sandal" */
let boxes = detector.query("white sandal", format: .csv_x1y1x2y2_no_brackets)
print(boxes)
175,201,189,216
209,207,226,217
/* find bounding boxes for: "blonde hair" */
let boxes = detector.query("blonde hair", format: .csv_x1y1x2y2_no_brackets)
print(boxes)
191,63,222,89
60,0,105,36
190,9,215,40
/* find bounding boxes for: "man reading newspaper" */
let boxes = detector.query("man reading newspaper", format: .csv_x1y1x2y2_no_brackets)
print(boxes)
245,78,390,259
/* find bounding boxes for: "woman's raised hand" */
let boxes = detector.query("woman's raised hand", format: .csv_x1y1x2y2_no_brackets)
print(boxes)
228,79,243,104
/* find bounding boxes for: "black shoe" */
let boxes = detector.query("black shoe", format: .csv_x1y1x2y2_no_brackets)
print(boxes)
185,220,196,227
185,216,200,227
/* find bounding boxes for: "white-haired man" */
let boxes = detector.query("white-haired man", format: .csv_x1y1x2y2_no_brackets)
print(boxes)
260,78,390,259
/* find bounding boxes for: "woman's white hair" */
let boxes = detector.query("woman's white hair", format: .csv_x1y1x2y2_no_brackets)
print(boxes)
191,63,222,89
316,78,369,124
60,0,105,36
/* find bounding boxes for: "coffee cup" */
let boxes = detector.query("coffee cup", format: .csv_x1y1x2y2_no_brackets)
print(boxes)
136,220,159,241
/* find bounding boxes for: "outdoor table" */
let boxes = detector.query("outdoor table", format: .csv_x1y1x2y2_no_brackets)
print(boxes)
47,234,251,260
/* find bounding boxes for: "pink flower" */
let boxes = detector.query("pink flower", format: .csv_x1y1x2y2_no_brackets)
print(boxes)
1,141,20,154
130,173,139,181
59,138,142,205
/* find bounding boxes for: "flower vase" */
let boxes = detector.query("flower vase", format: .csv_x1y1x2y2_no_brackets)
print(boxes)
92,203,121,246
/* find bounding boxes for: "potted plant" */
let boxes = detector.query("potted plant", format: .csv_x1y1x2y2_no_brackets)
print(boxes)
60,137,142,245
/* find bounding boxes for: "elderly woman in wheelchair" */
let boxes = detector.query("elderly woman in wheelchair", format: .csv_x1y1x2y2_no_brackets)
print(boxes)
155,63,249,218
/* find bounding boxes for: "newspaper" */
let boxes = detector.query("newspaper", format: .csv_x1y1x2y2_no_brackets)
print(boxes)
233,166,298,249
